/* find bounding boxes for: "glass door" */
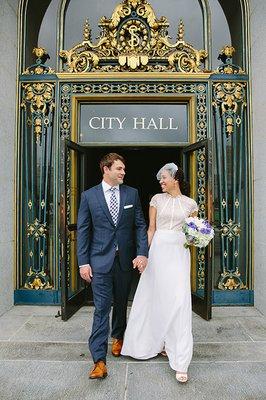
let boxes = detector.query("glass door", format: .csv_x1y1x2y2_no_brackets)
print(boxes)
182,139,213,320
60,139,89,320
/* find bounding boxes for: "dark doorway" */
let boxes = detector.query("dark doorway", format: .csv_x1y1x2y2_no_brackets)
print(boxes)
83,146,182,300
84,147,182,219
61,142,212,320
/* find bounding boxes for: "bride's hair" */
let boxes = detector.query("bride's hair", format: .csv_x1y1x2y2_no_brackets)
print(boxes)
174,168,190,196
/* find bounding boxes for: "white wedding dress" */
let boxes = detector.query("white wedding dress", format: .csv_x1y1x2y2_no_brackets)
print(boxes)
121,193,198,372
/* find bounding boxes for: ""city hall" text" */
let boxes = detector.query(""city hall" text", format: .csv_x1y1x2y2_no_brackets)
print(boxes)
88,117,179,131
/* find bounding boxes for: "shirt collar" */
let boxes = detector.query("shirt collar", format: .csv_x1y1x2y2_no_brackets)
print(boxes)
102,180,119,193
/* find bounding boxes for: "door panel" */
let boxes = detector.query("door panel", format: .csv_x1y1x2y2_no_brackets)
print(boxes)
60,139,89,320
182,139,213,320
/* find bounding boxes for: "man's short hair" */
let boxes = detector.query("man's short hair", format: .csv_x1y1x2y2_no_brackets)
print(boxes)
99,153,125,174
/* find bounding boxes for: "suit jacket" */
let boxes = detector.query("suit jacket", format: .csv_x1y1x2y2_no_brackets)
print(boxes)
77,183,148,273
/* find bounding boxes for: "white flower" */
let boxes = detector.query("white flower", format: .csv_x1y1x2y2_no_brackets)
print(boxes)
182,217,214,248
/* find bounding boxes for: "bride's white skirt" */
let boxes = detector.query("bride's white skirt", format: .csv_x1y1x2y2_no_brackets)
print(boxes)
121,229,193,372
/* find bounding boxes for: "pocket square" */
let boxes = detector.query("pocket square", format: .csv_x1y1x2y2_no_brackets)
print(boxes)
124,204,133,209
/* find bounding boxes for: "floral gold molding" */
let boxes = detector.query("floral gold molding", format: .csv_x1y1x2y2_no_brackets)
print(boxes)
24,268,52,290
23,47,54,75
218,269,246,291
216,46,245,75
60,0,207,73
21,81,55,142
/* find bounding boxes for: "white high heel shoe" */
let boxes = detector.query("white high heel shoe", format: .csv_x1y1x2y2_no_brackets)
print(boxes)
175,372,188,383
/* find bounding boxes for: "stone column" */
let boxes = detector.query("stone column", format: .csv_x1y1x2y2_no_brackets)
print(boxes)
0,0,18,315
250,0,266,315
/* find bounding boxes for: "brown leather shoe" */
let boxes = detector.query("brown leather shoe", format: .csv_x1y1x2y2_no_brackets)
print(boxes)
111,338,123,357
89,361,107,379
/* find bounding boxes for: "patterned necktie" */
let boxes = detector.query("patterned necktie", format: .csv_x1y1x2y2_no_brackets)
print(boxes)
109,187,119,225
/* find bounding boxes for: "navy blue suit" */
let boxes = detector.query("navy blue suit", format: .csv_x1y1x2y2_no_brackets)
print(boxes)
77,183,148,362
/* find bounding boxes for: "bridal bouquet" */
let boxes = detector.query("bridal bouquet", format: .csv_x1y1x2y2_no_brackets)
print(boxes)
182,217,214,248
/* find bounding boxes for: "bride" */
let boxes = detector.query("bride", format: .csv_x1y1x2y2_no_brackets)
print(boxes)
121,163,198,383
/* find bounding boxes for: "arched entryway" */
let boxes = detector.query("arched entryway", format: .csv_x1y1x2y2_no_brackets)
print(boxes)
15,0,253,317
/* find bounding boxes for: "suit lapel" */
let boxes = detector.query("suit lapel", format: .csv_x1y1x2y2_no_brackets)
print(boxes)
117,185,127,226
95,184,115,226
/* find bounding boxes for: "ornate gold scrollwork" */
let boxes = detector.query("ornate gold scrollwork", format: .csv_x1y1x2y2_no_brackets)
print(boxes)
218,268,246,290
220,219,241,241
213,82,246,115
23,47,54,75
213,81,246,135
21,47,56,291
21,82,55,114
60,0,207,72
27,218,47,241
215,46,245,75
21,82,55,142
24,268,52,290
59,20,101,73
166,21,208,73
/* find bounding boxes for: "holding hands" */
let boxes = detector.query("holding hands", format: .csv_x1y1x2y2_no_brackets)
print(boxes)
133,256,148,273
79,265,93,283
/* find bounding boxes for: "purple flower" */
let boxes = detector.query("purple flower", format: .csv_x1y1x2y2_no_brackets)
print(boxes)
187,222,198,230
200,228,211,234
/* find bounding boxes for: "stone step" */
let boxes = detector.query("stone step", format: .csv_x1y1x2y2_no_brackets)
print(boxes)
1,359,266,400
0,341,265,363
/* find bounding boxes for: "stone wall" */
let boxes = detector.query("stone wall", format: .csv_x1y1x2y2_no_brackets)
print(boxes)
250,0,266,315
0,0,18,315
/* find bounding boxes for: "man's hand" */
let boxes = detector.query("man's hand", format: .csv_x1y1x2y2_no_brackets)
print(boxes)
79,264,93,283
132,256,148,273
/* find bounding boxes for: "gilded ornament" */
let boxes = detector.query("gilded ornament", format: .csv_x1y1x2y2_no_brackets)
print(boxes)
213,82,246,116
33,47,47,59
24,268,52,290
197,84,206,93
221,45,235,59
22,82,55,114
215,45,245,75
226,116,234,135
221,219,241,241
218,268,246,290
60,1,207,73
23,47,54,75
236,116,242,126
222,199,227,208
27,218,47,241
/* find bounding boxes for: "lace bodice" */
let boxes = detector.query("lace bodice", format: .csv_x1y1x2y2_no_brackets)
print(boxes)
150,193,198,231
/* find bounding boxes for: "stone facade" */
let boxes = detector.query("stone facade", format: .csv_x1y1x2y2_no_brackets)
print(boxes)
0,0,18,315
250,0,266,315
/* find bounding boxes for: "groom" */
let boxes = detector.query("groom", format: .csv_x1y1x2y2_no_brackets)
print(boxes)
77,152,148,379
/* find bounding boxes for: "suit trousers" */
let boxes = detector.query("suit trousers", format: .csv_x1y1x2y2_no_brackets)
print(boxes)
89,255,133,363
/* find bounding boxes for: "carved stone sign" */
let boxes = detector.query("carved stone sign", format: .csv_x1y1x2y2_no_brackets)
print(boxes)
79,103,188,145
